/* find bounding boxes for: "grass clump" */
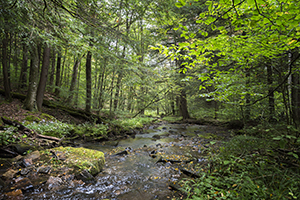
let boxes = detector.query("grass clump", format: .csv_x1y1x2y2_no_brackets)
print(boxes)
112,116,155,131
162,116,182,122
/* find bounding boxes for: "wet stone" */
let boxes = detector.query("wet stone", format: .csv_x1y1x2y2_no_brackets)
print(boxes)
2,169,18,180
152,135,161,139
13,177,34,192
12,155,23,162
61,174,75,182
76,169,95,183
21,158,33,168
4,189,23,200
20,167,33,176
46,176,62,190
38,166,52,174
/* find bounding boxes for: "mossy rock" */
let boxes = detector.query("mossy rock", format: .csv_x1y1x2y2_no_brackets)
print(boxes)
50,146,105,176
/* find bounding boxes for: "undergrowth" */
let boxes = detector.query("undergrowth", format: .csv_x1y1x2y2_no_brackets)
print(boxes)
181,127,300,200
111,116,155,131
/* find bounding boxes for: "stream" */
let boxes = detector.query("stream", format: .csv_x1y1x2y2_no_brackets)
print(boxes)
2,123,227,200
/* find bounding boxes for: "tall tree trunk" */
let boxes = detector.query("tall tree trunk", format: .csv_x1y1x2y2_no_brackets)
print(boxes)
2,32,11,101
24,44,39,111
13,33,19,88
49,49,56,92
113,46,126,111
177,59,190,119
291,49,300,126
86,50,92,113
74,60,81,108
244,68,251,122
127,86,134,112
179,89,190,119
267,64,275,122
36,44,51,111
97,57,107,114
54,51,61,96
66,56,80,105
170,93,175,115
18,44,28,90
109,66,116,116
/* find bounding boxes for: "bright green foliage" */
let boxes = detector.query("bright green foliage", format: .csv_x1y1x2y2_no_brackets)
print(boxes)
0,127,19,145
153,0,300,121
112,116,155,131
26,120,74,138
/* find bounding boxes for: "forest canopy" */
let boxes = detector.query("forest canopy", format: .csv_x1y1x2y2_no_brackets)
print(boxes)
0,0,300,125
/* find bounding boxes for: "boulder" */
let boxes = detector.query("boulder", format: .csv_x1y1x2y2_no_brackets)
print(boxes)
50,146,105,176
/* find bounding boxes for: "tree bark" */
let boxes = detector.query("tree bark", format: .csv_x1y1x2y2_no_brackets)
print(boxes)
49,49,56,91
54,51,61,96
1,32,11,101
18,44,28,90
36,44,51,111
24,44,40,111
97,57,107,113
267,64,275,121
291,49,300,126
86,50,92,113
66,56,80,105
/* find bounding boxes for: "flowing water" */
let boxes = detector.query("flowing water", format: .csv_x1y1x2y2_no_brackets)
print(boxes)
5,123,225,200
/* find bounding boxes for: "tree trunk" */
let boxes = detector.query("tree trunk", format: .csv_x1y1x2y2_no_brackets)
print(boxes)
109,65,116,116
74,59,81,108
1,32,11,101
267,64,275,122
67,56,80,105
244,68,251,122
13,34,19,88
176,58,190,119
97,58,107,113
54,51,61,96
24,44,39,111
18,44,28,90
86,50,92,113
49,49,56,92
36,44,51,111
179,89,190,119
291,49,300,126
113,46,126,111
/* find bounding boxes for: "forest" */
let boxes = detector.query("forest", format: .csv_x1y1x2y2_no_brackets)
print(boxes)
1,0,300,199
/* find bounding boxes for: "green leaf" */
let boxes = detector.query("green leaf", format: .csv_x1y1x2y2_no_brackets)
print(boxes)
273,136,283,140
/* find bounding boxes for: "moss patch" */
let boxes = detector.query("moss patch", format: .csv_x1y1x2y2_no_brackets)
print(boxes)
24,115,41,122
50,146,105,176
